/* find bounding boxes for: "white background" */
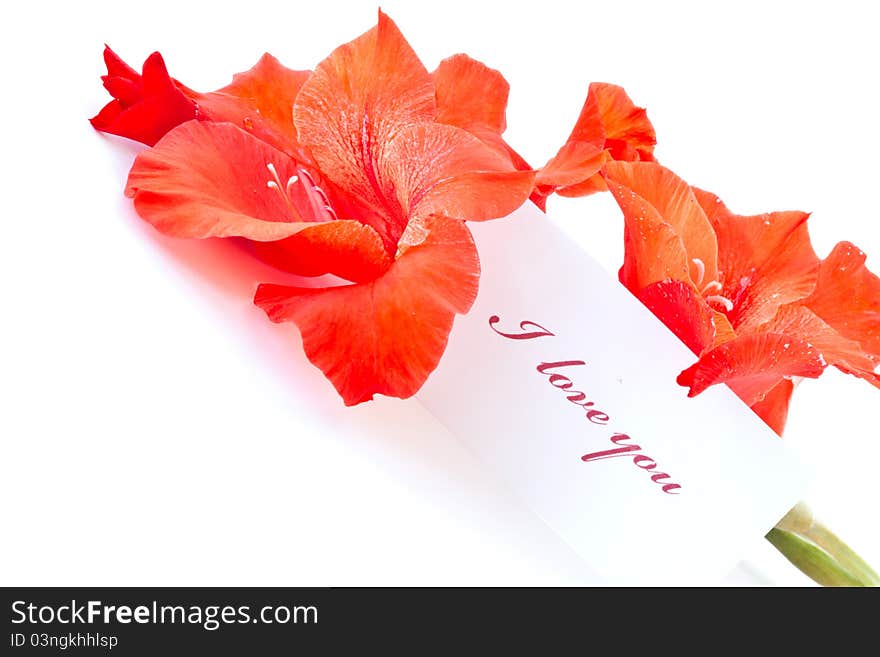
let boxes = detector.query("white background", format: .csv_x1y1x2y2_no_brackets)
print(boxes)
1,0,877,585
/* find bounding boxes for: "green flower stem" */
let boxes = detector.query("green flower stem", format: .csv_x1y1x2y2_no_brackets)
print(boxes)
766,502,880,587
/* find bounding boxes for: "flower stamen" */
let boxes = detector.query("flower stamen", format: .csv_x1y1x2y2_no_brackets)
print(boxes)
266,162,282,186
706,294,734,312
693,258,734,312
265,162,298,218
698,269,733,313
286,175,299,196
691,258,706,287
298,168,339,220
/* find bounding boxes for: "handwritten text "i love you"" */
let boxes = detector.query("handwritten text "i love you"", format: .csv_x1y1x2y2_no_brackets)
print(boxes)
489,316,682,495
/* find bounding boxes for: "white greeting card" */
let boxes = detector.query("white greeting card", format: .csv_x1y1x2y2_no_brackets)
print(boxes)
418,204,809,585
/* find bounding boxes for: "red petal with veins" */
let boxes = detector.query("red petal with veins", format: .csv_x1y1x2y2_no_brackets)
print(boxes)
293,10,436,250
126,120,307,237
693,188,819,331
677,333,826,405
605,162,718,288
434,54,508,135
806,241,880,357
125,120,389,280
90,48,198,146
614,201,691,295
637,280,717,356
254,217,478,405
432,55,535,191
750,379,794,436
126,121,304,238
381,123,535,239
604,166,704,294
763,304,878,385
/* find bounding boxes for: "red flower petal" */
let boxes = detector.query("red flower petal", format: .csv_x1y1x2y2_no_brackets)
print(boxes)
604,162,718,283
676,333,826,405
764,304,878,384
125,120,307,238
90,48,198,146
604,162,717,293
693,188,819,331
193,53,313,162
433,54,508,135
102,44,139,79
711,310,737,347
432,55,535,192
125,120,389,280
615,205,690,295
562,83,605,147
555,175,609,198
253,216,479,405
636,280,717,356
537,83,656,196
576,83,656,160
806,241,880,358
250,226,391,284
293,10,436,248
750,379,794,436
535,141,606,188
380,123,535,246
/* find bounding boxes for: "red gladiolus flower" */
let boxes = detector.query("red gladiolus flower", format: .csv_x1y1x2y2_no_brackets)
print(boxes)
93,12,536,405
604,161,880,434
92,36,649,214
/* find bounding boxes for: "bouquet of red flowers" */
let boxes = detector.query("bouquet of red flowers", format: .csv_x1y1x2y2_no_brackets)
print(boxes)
92,10,879,586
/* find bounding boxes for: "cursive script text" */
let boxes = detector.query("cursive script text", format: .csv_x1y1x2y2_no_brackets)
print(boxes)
489,315,682,495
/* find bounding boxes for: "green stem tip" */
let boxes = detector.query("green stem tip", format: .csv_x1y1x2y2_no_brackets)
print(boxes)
765,502,880,587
